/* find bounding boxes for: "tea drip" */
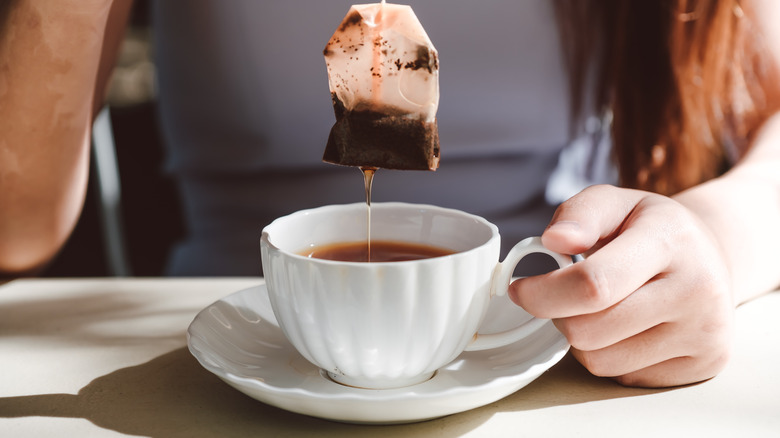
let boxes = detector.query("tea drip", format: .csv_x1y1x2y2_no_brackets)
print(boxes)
360,166,377,261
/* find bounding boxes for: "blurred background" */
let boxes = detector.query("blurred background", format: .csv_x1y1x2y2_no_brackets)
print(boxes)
39,1,561,278
42,1,184,277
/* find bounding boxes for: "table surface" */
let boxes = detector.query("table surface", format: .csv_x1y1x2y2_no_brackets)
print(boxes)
1,278,778,437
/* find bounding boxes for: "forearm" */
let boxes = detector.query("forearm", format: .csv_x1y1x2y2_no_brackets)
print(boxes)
0,1,114,275
674,113,780,304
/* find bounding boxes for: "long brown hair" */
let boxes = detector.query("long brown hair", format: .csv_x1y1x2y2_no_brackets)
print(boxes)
556,0,780,195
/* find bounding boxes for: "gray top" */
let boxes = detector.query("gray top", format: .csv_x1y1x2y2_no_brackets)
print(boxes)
153,0,609,276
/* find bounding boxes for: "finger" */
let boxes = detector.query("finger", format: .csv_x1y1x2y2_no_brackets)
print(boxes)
510,192,676,318
570,322,693,379
611,354,729,388
510,226,672,318
569,324,675,379
541,184,647,256
553,275,677,351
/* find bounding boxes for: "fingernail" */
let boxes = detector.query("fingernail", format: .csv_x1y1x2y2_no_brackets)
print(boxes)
547,220,580,232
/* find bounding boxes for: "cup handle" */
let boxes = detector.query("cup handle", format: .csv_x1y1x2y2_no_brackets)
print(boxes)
465,236,574,351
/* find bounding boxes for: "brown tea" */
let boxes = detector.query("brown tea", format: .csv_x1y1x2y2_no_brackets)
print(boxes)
300,240,455,262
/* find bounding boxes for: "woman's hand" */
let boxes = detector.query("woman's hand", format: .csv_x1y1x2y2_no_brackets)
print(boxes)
509,184,735,388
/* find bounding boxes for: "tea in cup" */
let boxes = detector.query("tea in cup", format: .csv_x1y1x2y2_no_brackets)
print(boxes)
260,202,572,389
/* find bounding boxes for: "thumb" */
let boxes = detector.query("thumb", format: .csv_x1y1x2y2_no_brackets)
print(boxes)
542,185,646,256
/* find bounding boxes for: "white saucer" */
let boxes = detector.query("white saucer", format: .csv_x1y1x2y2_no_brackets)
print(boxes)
187,284,569,424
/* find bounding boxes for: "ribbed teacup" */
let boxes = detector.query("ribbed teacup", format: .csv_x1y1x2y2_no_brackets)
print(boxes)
261,202,571,389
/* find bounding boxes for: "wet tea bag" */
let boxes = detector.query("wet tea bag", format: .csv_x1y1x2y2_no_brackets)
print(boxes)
323,2,440,170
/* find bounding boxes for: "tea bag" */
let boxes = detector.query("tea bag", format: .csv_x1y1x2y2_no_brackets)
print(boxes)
323,2,440,170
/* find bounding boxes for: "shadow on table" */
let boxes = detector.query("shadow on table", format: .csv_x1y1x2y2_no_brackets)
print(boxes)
0,347,670,437
0,289,191,347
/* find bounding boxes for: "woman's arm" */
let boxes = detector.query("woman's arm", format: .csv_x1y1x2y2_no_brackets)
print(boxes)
675,0,780,304
0,0,132,276
509,115,780,388
675,112,780,304
509,0,780,388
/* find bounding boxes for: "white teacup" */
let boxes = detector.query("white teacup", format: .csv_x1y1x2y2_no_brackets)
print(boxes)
260,202,572,389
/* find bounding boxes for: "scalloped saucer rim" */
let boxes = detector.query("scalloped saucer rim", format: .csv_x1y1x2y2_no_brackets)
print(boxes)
187,284,569,424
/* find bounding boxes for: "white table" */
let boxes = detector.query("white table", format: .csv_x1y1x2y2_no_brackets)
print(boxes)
1,278,778,437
